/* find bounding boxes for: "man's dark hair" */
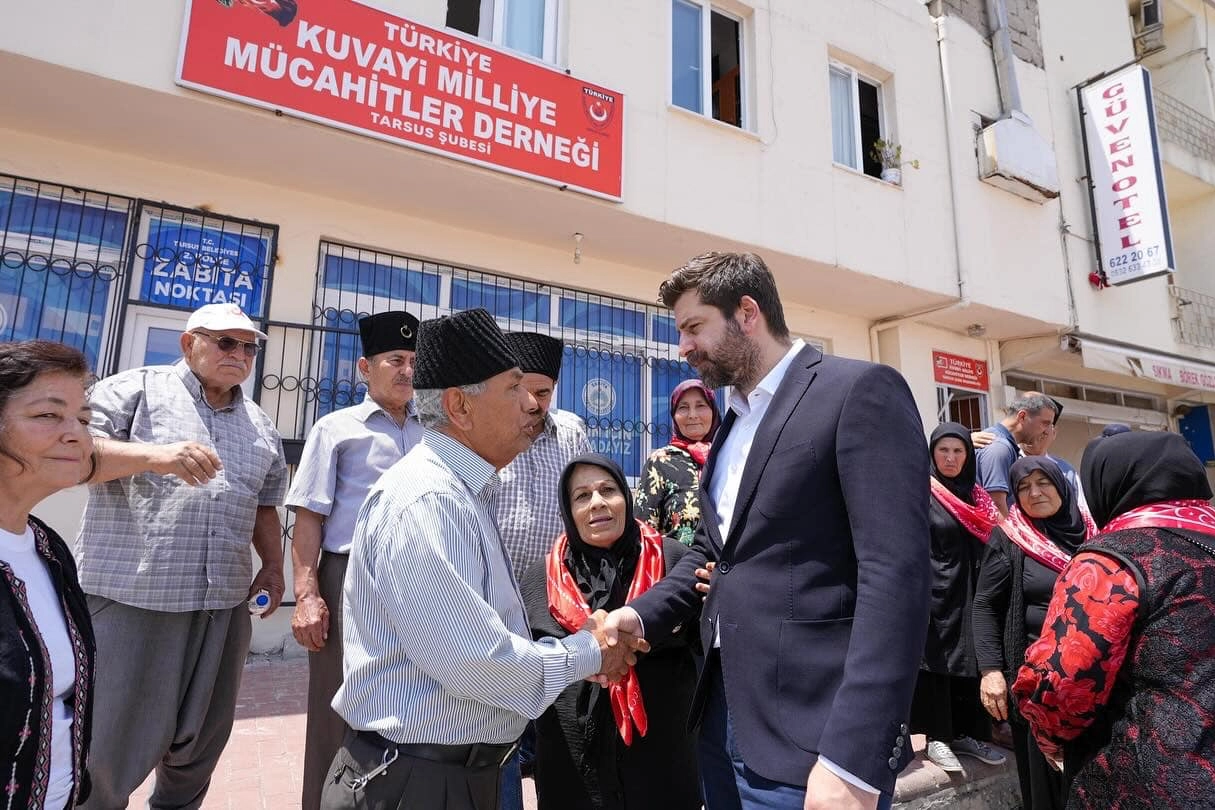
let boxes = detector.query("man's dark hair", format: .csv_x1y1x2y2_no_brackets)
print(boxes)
0,340,91,469
658,252,790,340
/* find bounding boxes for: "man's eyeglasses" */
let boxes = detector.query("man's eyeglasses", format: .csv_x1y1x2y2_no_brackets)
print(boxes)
192,330,261,357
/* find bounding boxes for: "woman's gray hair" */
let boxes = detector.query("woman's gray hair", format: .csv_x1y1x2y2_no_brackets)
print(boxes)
413,382,488,428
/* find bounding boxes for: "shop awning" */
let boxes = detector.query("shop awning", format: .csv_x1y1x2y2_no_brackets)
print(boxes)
1080,338,1215,393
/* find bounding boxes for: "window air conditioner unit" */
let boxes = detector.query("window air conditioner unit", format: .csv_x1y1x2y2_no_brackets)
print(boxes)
1134,0,1166,58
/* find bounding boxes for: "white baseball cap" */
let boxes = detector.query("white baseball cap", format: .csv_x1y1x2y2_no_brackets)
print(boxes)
185,303,268,340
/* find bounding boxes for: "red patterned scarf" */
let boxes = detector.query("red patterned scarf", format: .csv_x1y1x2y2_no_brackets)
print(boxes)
1102,499,1215,537
669,436,710,466
929,478,1001,542
546,520,665,745
1001,505,1098,573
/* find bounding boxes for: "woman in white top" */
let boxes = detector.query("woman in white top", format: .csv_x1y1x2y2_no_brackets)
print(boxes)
0,340,98,809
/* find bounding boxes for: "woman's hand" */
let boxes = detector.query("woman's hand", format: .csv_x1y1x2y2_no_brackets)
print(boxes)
694,561,715,600
980,669,1009,721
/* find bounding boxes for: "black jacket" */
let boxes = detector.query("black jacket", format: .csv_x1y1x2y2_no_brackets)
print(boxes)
922,498,986,676
521,537,700,810
0,515,95,807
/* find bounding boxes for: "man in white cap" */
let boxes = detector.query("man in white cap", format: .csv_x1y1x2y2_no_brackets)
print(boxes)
76,302,288,810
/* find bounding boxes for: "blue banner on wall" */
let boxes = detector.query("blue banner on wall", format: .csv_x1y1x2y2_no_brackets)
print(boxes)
558,347,644,478
138,216,270,316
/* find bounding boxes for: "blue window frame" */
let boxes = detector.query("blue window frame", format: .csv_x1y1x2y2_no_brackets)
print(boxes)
557,346,646,476
559,298,646,339
0,180,131,369
451,277,550,324
321,253,441,306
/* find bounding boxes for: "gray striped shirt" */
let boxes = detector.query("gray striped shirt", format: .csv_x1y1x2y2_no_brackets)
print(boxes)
75,361,288,612
334,430,602,745
494,408,590,579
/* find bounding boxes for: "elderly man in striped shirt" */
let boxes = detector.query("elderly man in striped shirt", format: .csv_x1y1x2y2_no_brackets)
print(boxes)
493,331,590,807
323,308,645,810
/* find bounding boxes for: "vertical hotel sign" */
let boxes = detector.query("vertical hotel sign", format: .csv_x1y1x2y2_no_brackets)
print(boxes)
1078,65,1174,285
176,0,624,200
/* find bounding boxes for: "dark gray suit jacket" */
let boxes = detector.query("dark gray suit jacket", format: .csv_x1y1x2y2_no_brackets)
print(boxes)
629,344,931,792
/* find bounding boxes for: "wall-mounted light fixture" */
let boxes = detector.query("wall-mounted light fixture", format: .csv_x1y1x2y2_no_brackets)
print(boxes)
573,232,583,264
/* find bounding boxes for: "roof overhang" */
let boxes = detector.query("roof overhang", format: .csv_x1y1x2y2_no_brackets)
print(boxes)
1080,338,1215,395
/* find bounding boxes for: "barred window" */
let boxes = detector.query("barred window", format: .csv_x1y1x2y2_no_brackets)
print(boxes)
0,176,133,369
259,241,704,480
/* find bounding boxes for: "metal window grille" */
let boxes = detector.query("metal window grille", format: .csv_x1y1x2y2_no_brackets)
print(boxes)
1172,285,1215,350
0,174,134,372
258,240,701,481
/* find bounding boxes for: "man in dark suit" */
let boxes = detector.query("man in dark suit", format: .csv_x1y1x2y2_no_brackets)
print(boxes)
604,252,930,809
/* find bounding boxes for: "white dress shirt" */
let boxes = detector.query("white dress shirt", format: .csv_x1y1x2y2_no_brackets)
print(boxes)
707,339,880,796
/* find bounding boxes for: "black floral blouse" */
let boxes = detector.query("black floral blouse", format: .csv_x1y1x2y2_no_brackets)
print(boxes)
635,446,703,546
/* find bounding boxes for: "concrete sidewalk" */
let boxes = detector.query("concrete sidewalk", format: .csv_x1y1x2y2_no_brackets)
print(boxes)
128,658,1016,809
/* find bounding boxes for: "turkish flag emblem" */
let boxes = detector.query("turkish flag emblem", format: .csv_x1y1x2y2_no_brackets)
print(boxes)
582,87,616,132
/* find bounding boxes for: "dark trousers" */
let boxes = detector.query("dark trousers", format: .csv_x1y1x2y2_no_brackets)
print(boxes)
909,670,991,742
1010,721,1064,810
697,661,892,810
320,732,502,810
303,552,350,810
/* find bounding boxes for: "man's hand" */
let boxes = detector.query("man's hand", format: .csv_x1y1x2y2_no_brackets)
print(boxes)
971,430,996,450
583,609,649,684
695,561,715,600
980,669,1009,721
150,441,222,485
291,593,329,651
249,565,285,618
804,763,879,810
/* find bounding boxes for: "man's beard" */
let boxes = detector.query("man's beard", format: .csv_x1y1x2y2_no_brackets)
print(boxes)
687,319,759,391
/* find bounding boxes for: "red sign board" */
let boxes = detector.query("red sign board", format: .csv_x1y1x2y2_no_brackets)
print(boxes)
176,0,624,200
933,350,989,392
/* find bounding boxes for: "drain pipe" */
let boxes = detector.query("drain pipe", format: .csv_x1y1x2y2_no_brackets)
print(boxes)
986,0,1025,118
934,11,968,303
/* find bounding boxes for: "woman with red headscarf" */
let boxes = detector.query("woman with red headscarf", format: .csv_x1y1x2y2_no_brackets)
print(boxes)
520,454,700,810
912,423,1006,773
635,379,720,546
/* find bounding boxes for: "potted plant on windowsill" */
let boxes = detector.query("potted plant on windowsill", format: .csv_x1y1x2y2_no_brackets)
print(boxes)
870,139,919,185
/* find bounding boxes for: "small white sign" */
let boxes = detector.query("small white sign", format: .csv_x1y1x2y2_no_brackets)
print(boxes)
1079,65,1175,285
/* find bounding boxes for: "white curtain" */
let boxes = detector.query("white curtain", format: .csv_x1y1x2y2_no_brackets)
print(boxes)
502,0,546,59
829,67,856,168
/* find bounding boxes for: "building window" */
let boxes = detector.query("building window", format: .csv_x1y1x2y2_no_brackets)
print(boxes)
829,62,883,177
446,0,558,62
937,386,989,431
130,204,276,320
264,241,710,479
0,175,133,370
671,0,745,128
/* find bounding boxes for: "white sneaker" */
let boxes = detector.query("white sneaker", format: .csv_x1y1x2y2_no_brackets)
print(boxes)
925,739,964,773
952,735,1007,765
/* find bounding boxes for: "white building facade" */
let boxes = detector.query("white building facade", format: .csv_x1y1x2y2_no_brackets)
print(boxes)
3,0,1213,649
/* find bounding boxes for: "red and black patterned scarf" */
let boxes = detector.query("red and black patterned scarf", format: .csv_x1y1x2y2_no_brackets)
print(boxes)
929,478,1002,542
1002,505,1098,573
546,520,665,745
1103,499,1215,537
